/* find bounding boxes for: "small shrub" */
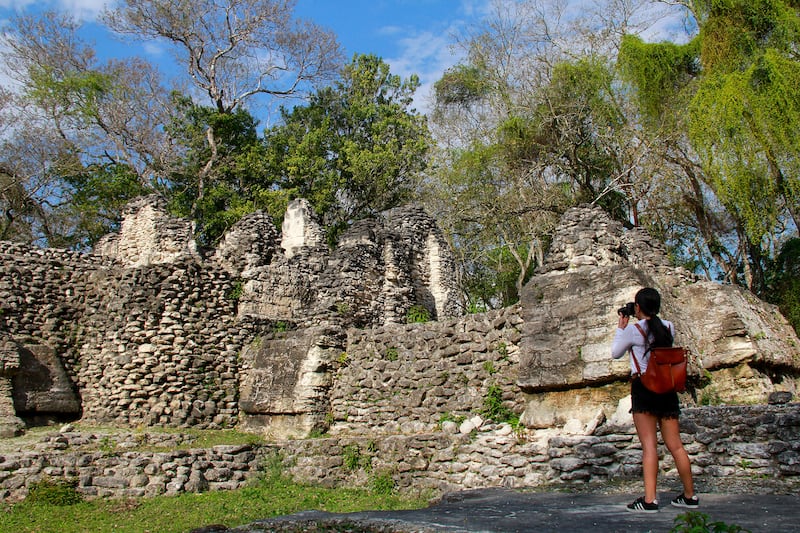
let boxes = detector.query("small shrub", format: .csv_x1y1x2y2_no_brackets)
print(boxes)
272,320,290,333
226,280,244,301
98,435,116,454
437,412,466,429
385,347,399,361
25,479,83,506
699,387,722,406
343,444,372,472
406,305,430,323
496,342,508,358
371,471,396,495
343,444,363,471
481,384,519,426
307,428,328,439
483,360,497,375
261,450,289,482
670,511,750,532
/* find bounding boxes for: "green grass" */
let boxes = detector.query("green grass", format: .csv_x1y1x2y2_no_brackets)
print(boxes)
0,474,430,533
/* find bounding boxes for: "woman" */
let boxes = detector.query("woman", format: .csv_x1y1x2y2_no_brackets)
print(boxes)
611,287,698,513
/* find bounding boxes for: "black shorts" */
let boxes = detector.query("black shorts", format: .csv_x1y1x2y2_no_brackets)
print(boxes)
630,377,680,419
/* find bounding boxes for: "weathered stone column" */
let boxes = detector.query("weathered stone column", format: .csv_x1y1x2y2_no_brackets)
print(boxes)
0,336,25,437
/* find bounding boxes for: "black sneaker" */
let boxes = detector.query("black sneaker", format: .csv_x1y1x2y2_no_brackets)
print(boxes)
671,493,699,508
627,496,659,513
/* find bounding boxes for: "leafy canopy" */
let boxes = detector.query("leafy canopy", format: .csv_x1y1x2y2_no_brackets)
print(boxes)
263,54,431,244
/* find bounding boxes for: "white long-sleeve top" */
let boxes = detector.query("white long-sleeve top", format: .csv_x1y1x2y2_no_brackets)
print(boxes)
611,319,675,375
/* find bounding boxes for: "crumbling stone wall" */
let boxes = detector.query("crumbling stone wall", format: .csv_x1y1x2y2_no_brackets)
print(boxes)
0,196,465,432
94,195,199,266
0,239,251,430
233,200,463,328
72,258,248,428
516,206,800,429
0,402,797,501
329,306,523,437
1,197,799,501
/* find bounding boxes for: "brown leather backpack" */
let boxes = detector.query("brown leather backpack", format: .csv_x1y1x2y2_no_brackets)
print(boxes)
632,323,688,394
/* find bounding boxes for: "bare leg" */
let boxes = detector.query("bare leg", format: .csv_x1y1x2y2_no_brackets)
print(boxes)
633,412,659,503
661,417,695,498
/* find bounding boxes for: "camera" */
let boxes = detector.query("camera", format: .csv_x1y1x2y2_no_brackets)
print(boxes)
618,302,636,317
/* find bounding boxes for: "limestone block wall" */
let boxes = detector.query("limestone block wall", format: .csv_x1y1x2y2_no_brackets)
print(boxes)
72,259,250,428
0,241,110,365
0,241,254,429
329,306,524,437
232,201,464,329
0,403,797,501
266,402,800,493
517,205,800,413
94,195,199,267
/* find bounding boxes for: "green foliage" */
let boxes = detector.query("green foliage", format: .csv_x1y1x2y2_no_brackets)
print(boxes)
532,57,626,208
462,243,536,310
618,35,700,121
271,321,291,333
98,436,115,454
618,0,800,300
62,163,150,249
670,511,751,532
384,347,399,362
765,238,800,334
481,384,518,425
27,66,114,123
260,450,288,482
370,471,396,495
263,54,431,245
406,305,430,323
699,387,723,406
433,64,490,107
25,479,83,506
496,342,508,359
437,412,466,428
342,444,372,472
166,94,271,247
226,280,244,301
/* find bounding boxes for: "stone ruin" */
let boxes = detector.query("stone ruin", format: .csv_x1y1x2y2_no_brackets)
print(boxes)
0,196,798,442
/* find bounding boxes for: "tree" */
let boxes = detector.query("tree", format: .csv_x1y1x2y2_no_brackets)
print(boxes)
263,54,432,243
102,0,343,227
619,0,800,294
0,3,343,248
102,0,342,114
167,95,271,246
0,11,173,248
426,0,661,307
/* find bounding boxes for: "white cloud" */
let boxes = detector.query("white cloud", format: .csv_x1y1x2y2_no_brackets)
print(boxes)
0,0,38,10
0,0,113,21
385,26,463,114
380,1,487,115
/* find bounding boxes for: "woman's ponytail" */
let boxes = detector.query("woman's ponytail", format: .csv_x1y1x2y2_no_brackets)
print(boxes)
635,287,673,347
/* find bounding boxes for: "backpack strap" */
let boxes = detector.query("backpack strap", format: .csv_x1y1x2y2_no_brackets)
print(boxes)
630,323,650,375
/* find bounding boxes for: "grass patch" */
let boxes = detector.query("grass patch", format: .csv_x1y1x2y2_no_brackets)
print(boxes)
0,474,429,533
0,425,267,454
